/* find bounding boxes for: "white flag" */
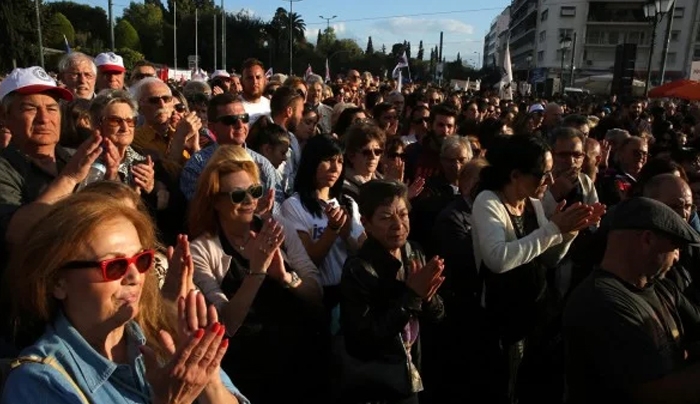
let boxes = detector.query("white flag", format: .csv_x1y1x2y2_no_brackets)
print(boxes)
265,68,273,79
500,40,514,100
392,51,409,79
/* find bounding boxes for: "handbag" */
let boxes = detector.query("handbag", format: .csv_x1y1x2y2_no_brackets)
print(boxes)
337,335,418,402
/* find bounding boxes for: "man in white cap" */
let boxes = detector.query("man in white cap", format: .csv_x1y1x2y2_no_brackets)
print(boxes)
57,52,96,100
210,69,232,94
95,51,126,92
0,67,103,252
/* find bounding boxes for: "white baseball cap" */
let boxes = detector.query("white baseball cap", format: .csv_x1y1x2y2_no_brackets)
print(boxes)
95,52,126,73
528,103,545,114
210,70,231,80
0,66,73,101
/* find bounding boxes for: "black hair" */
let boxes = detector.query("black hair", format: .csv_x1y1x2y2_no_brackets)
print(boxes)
294,135,349,218
478,134,551,193
247,118,290,154
333,107,365,138
207,92,239,123
270,86,303,117
358,179,408,218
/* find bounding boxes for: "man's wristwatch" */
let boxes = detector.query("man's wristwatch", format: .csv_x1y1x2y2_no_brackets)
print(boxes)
283,271,302,289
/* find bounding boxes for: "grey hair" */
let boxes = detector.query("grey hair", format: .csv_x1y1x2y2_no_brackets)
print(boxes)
131,77,171,101
306,74,324,85
269,73,288,84
441,136,473,160
58,52,97,74
89,89,138,125
605,128,631,142
183,81,211,97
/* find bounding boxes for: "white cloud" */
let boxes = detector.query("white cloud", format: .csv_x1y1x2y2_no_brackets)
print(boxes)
374,17,474,37
233,8,256,18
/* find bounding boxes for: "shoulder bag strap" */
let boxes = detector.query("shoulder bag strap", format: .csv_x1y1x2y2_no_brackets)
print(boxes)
11,355,90,404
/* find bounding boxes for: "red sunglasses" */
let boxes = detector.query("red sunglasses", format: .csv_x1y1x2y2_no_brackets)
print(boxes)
59,250,155,281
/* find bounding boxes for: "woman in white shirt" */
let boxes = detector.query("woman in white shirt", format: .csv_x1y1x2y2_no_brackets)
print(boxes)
280,134,366,334
471,134,604,404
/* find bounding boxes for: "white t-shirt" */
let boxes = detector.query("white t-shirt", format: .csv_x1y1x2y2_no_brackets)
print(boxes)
241,96,271,126
279,193,364,287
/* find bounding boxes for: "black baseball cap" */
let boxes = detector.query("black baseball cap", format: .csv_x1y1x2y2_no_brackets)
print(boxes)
609,197,700,246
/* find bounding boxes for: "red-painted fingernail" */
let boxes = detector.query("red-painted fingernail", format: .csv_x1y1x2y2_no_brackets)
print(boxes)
194,329,204,339
211,322,221,333
221,338,229,348
218,325,226,336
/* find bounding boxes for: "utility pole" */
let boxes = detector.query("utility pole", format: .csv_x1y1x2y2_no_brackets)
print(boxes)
213,14,217,69
35,0,44,68
319,15,337,31
221,0,226,70
173,0,177,72
286,0,303,75
569,32,577,87
195,8,199,73
108,0,115,50
659,0,676,85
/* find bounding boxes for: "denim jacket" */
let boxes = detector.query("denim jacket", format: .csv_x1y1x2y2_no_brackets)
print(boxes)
1,311,249,404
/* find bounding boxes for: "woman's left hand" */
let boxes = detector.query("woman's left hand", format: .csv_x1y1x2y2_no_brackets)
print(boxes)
161,234,195,302
103,138,121,181
255,188,275,220
132,156,155,194
407,177,426,199
266,248,289,284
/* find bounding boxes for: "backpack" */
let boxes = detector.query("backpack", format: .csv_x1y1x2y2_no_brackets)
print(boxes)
0,355,90,404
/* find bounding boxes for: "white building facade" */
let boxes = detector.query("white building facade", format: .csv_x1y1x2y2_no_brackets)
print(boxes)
483,6,511,68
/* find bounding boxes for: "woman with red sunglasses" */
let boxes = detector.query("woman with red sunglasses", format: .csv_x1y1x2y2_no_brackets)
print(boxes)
2,192,248,404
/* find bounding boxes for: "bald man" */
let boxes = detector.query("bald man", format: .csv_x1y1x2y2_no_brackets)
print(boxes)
643,173,700,305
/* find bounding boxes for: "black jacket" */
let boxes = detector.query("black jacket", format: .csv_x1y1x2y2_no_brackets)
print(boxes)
340,236,445,365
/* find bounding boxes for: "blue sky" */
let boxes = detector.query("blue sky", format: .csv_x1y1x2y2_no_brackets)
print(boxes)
64,0,512,66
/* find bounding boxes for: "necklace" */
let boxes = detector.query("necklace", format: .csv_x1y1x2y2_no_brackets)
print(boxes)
229,233,249,252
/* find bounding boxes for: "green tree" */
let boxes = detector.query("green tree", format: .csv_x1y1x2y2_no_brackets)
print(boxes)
316,29,321,47
417,40,424,61
381,44,386,54
365,36,374,54
0,0,37,69
117,46,145,69
44,12,75,49
115,19,140,50
456,52,462,64
122,2,165,62
44,2,109,47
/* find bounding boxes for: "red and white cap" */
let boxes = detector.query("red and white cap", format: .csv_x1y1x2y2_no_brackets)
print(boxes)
210,69,231,80
0,66,73,101
95,52,126,73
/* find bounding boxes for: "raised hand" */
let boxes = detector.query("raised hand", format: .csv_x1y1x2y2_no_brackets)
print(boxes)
61,130,103,184
248,218,285,273
325,205,347,233
406,256,445,301
407,177,426,200
132,155,156,194
141,322,228,404
255,188,275,220
550,201,596,234
102,138,121,181
161,234,195,303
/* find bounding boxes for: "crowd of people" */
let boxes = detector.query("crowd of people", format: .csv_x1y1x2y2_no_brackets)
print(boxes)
1,49,700,404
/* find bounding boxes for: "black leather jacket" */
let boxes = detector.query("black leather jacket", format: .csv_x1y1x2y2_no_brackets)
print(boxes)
340,236,445,365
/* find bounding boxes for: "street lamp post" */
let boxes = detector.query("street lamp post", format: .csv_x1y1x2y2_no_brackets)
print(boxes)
560,36,572,92
526,55,533,83
643,0,673,94
286,0,303,75
319,15,337,31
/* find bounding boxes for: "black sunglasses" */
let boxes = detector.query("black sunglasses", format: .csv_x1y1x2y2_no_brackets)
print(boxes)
59,250,155,282
388,152,406,160
216,113,250,126
146,95,173,104
174,104,187,113
219,184,264,204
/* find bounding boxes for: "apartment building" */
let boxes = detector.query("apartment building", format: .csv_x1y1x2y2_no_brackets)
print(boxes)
484,6,511,68
486,0,700,84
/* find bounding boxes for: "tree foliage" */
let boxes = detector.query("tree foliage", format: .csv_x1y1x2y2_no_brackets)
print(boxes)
115,19,140,51
365,36,374,55
44,12,75,49
417,40,424,61
0,0,37,69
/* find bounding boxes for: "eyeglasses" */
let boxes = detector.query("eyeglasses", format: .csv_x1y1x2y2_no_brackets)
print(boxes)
146,95,173,104
388,152,406,160
66,72,95,80
219,184,264,204
216,113,250,126
174,103,187,113
530,170,554,182
412,117,429,124
361,148,384,158
102,116,136,128
632,150,649,159
132,73,156,81
555,151,585,160
60,250,155,282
